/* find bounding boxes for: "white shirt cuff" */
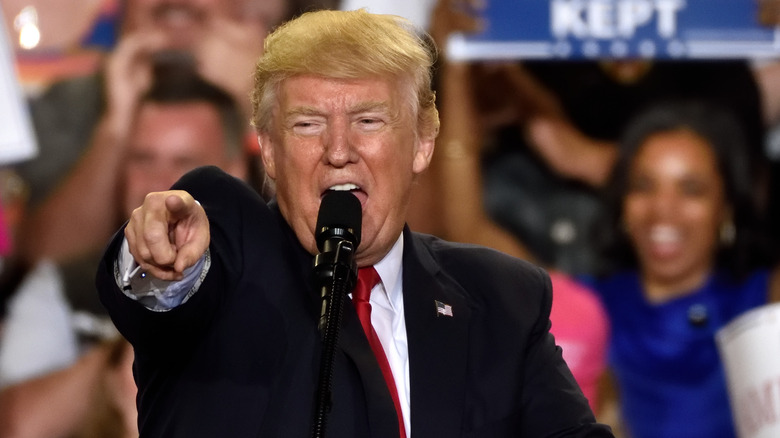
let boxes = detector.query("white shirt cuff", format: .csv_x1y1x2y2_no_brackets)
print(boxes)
114,238,210,312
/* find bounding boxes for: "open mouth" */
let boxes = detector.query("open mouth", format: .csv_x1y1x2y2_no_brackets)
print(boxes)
644,225,684,259
327,183,360,192
323,183,367,205
649,225,681,245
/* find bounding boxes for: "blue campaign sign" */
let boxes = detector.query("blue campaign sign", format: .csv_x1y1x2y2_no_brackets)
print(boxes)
447,0,780,60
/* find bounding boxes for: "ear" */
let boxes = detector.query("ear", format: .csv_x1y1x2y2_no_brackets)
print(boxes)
258,133,277,180
412,136,436,175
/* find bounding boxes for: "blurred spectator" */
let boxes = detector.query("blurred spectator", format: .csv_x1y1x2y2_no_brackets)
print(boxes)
0,169,76,389
584,101,779,438
13,0,326,264
415,0,610,415
35,60,251,350
0,335,135,438
0,258,76,390
475,59,771,276
0,65,258,438
0,172,79,438
72,337,137,438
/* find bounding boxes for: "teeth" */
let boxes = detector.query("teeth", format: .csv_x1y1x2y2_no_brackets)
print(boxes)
329,183,359,191
649,225,680,244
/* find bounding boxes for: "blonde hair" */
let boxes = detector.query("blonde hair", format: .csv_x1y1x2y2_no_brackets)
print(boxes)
250,9,439,139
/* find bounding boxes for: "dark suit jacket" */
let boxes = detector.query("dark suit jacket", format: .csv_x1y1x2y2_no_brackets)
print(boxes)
97,166,613,437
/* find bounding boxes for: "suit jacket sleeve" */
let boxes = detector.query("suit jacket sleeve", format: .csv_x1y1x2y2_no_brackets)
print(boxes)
95,166,271,358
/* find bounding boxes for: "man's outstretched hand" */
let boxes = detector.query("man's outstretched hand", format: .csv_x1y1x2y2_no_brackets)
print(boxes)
125,190,210,281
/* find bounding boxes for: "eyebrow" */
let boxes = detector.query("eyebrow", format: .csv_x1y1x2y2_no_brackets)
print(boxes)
284,107,324,118
349,101,390,115
284,101,391,118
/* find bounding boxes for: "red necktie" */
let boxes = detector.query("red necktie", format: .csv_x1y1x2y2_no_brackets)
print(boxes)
353,267,407,438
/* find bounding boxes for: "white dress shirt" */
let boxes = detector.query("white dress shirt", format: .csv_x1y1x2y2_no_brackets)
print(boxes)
358,235,410,436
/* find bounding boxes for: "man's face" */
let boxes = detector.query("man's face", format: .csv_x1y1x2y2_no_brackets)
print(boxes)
259,74,435,266
123,101,243,217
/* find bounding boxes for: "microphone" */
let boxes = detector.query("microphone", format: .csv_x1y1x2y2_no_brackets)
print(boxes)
310,191,361,437
312,191,362,332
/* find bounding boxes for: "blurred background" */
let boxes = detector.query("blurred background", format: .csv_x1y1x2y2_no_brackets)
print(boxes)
2,1,780,437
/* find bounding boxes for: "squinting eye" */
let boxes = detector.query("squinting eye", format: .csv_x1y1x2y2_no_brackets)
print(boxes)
292,120,323,135
357,118,384,131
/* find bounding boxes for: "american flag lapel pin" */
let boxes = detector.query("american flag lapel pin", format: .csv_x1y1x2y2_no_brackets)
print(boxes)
435,300,453,317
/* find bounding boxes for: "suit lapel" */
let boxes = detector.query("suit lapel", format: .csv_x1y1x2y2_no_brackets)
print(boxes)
402,230,470,437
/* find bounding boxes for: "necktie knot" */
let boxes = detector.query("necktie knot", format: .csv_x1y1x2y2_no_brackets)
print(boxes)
354,266,380,303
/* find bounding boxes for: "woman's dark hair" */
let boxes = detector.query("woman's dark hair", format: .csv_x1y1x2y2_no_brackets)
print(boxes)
595,100,770,280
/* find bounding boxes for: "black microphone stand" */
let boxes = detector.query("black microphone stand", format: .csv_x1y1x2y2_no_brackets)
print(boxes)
311,239,357,438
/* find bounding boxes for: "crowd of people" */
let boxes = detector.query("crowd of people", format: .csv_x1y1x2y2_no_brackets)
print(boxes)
1,0,780,437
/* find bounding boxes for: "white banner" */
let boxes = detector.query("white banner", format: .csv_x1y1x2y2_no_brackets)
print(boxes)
447,0,780,60
716,302,780,438
0,6,37,165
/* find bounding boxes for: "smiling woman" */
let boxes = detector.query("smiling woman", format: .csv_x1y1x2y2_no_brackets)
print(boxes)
586,100,780,438
621,128,729,302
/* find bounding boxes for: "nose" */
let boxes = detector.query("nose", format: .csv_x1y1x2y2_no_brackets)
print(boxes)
322,119,357,167
649,187,678,219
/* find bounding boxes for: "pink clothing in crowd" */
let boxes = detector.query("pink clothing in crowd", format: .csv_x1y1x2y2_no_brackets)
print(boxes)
548,271,610,412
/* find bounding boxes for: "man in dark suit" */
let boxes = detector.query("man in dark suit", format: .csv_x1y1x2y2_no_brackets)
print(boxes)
96,9,614,438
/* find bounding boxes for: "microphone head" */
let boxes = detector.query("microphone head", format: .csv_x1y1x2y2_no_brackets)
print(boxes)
315,191,362,251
